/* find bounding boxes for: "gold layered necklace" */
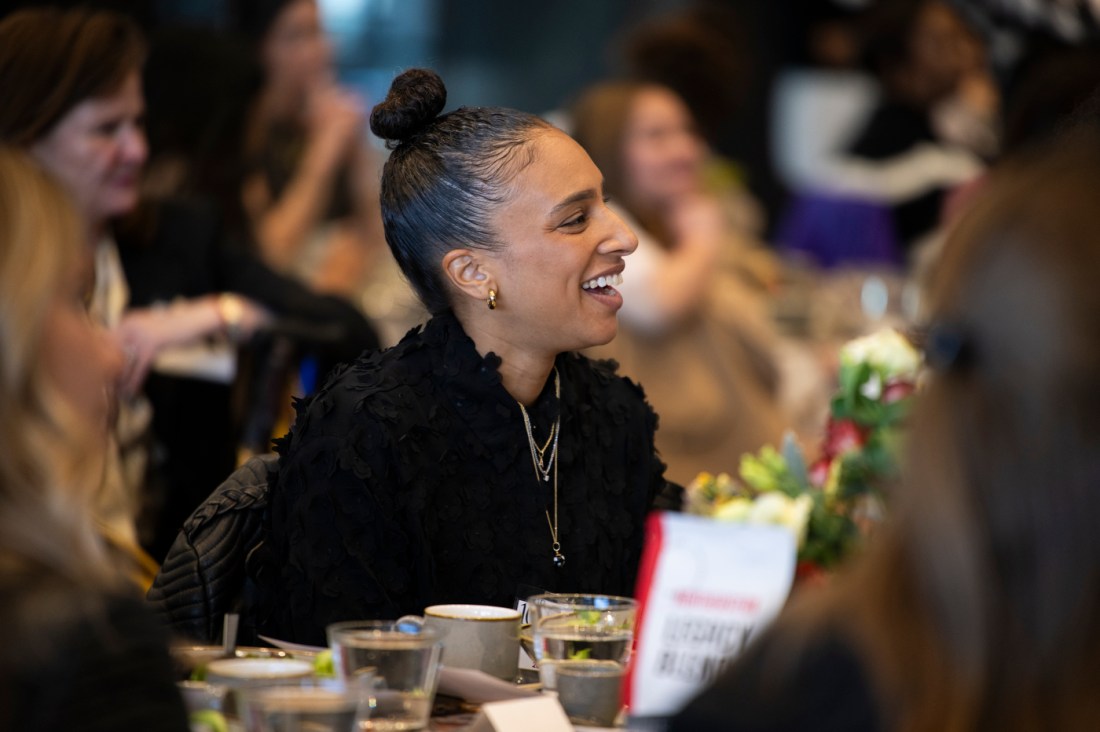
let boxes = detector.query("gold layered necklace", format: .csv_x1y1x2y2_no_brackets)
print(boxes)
517,367,565,568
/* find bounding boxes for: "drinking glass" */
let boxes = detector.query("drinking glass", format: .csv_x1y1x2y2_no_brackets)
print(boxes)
556,660,626,727
327,620,442,731
527,593,637,690
240,677,370,732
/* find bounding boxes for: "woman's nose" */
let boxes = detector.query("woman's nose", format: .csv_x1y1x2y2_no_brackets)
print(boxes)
122,126,148,166
599,206,639,256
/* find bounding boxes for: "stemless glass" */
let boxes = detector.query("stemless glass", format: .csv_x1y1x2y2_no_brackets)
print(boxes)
327,620,442,731
239,676,370,732
527,593,637,691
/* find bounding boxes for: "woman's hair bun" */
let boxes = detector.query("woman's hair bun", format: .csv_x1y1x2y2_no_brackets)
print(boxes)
370,68,447,145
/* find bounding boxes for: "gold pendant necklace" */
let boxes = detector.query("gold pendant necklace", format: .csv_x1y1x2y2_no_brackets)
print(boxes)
517,368,565,568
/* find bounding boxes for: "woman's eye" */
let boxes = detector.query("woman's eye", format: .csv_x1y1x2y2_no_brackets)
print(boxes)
95,121,122,136
561,212,588,228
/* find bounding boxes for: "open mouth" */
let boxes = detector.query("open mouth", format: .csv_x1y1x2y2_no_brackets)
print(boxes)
581,272,623,296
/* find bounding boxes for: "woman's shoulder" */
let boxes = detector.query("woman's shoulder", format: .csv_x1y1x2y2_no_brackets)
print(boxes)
559,351,657,418
274,320,443,454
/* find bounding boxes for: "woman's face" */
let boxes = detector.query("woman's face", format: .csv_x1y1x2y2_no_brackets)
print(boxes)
31,71,146,228
39,259,123,431
621,86,707,211
907,1,973,103
488,129,638,354
262,0,332,101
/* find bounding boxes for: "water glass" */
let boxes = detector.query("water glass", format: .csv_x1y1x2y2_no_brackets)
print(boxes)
327,620,442,731
556,660,626,727
240,677,369,732
527,593,637,690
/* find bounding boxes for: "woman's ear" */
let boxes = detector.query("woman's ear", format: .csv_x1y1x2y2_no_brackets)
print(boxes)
441,249,496,304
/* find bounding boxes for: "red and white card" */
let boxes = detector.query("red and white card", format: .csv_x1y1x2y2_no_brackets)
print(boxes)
626,512,796,718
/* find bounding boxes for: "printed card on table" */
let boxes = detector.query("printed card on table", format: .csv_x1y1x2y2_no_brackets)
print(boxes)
626,512,796,718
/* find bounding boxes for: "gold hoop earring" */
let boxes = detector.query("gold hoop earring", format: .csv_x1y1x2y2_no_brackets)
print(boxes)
487,289,498,310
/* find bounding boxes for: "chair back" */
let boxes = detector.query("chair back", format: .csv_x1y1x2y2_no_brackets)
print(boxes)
147,453,277,644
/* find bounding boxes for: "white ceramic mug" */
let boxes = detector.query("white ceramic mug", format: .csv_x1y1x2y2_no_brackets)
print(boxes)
401,604,521,680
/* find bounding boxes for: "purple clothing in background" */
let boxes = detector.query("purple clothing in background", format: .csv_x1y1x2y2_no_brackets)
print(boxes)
777,192,903,269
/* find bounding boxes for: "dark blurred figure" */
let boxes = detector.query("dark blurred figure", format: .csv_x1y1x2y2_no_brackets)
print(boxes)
619,2,789,230
672,132,1100,731
621,3,749,154
848,0,996,246
130,25,383,559
231,0,388,300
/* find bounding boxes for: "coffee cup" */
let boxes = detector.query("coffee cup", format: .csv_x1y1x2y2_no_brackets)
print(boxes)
401,604,520,680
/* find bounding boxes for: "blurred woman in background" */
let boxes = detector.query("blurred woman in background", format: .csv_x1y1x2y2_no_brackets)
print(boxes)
0,148,187,730
572,81,793,485
0,7,380,562
672,132,1100,731
234,0,424,344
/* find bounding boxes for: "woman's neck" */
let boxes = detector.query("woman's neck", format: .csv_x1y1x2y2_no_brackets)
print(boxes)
256,83,305,127
86,218,107,245
498,353,555,407
457,313,555,406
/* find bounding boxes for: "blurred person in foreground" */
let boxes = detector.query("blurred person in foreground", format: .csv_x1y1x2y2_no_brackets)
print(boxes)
671,132,1100,731
571,80,793,485
252,69,680,645
0,148,188,730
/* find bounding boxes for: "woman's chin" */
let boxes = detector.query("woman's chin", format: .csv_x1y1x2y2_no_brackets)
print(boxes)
575,321,620,351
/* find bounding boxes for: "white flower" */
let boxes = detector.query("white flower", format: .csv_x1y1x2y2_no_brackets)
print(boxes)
713,492,815,548
841,328,921,380
860,371,883,399
713,497,754,521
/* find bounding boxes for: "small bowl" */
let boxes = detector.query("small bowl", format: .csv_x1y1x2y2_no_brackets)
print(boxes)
206,657,314,686
171,645,317,680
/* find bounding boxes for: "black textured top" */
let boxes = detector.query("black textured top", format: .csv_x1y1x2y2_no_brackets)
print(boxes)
254,311,679,644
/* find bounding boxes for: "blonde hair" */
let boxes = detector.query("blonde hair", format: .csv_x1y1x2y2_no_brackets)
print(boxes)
0,147,114,588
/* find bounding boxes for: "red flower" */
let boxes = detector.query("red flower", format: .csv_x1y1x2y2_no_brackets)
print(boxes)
795,560,830,588
823,418,866,459
809,457,832,488
882,379,915,404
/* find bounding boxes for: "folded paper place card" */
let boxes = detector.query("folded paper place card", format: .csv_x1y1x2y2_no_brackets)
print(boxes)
467,695,574,732
626,512,796,718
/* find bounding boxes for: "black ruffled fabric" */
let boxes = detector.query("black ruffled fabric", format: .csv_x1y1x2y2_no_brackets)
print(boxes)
253,311,679,644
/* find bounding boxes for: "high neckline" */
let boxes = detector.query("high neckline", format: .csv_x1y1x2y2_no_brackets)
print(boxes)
423,311,560,430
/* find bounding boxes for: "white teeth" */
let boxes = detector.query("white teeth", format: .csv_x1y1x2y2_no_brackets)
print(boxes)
582,273,623,290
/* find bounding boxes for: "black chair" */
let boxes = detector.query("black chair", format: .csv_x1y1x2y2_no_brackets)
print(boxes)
147,453,276,644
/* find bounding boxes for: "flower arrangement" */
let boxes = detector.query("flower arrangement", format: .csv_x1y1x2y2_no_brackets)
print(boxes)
685,329,921,571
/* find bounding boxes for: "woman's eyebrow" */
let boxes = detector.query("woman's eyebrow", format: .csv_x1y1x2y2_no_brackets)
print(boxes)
547,184,603,216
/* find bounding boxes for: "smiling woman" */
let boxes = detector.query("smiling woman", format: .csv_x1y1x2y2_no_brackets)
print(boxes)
252,68,680,645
